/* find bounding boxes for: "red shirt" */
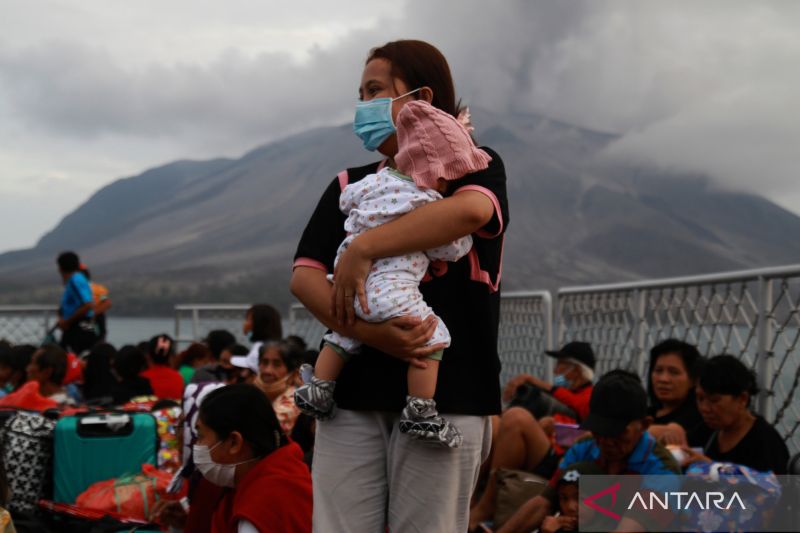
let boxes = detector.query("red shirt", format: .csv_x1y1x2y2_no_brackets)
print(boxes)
552,382,593,422
140,365,184,400
0,381,58,411
185,476,226,533
212,442,312,533
550,383,593,455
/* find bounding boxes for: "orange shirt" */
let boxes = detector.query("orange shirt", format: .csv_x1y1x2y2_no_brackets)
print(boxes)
90,282,109,303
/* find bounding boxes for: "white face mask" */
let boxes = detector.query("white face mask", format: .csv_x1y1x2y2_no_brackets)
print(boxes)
193,441,257,488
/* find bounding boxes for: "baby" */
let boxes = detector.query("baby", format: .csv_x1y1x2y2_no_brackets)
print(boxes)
294,100,491,447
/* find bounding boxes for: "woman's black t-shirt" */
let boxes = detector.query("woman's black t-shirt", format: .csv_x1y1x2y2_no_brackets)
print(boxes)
294,147,508,416
648,397,712,448
704,415,789,474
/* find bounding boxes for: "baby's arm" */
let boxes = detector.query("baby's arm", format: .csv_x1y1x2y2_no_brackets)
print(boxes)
424,233,473,262
339,179,368,215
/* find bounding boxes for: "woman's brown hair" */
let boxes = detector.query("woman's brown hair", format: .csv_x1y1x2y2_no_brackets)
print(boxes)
367,40,462,118
247,304,283,343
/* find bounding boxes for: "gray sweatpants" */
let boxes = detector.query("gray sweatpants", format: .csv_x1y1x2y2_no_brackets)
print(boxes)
311,408,492,533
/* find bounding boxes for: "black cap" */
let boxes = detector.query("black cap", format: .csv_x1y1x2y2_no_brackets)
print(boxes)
580,373,648,437
546,341,596,370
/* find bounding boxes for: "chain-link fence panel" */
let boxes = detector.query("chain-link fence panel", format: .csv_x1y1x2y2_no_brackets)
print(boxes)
558,290,642,377
498,292,553,388
642,283,761,369
765,276,800,453
557,266,800,455
0,306,58,345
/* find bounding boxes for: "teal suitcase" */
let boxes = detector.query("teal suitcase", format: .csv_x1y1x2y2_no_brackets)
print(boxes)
53,412,158,504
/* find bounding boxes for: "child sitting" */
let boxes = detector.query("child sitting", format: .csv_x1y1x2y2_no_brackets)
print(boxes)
542,462,604,533
294,100,491,447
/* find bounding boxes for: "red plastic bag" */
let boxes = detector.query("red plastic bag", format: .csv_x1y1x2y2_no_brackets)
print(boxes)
75,464,173,521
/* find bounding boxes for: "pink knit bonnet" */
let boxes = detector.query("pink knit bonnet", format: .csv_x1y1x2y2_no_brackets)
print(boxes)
395,100,492,190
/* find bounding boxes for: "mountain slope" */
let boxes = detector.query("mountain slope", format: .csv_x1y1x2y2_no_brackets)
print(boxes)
2,108,800,313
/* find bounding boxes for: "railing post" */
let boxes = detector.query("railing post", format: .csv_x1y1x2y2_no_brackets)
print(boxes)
756,276,774,420
288,304,297,335
635,289,648,376
174,308,181,345
43,308,51,340
556,292,564,351
543,291,554,382
191,308,199,342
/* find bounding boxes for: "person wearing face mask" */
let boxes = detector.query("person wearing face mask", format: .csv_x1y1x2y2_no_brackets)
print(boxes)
497,371,680,533
231,341,302,434
291,40,508,532
194,384,312,533
294,100,490,449
503,341,596,422
470,342,595,530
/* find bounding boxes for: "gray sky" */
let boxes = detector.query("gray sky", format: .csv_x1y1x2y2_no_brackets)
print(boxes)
1,0,798,253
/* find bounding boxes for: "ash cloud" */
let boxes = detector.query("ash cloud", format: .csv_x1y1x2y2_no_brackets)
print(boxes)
1,0,799,250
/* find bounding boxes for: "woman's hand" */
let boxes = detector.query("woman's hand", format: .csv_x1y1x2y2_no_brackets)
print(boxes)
150,499,187,529
681,446,712,467
542,515,577,533
539,416,556,437
650,422,688,447
502,374,534,402
357,315,444,368
331,237,372,325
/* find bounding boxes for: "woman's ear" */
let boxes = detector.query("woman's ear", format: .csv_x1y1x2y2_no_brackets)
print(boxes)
419,86,433,103
228,431,245,455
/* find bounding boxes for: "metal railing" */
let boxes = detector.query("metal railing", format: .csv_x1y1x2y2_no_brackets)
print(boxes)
0,305,58,345
173,303,328,350
4,263,798,452
173,304,251,346
557,264,800,453
282,294,556,387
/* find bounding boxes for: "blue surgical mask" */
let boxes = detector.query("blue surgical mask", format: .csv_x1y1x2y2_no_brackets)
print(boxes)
353,88,421,151
552,374,569,388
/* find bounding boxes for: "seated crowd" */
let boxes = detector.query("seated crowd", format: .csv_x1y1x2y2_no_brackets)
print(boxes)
0,331,794,533
470,339,792,533
0,303,318,533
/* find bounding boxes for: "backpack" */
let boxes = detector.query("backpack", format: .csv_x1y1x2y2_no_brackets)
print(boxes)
0,410,58,515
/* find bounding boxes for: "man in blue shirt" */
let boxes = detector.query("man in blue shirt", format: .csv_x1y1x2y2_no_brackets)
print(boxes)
56,251,97,354
497,370,680,533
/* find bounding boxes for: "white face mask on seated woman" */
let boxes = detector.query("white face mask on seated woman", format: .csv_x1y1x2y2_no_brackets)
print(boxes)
193,441,258,488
